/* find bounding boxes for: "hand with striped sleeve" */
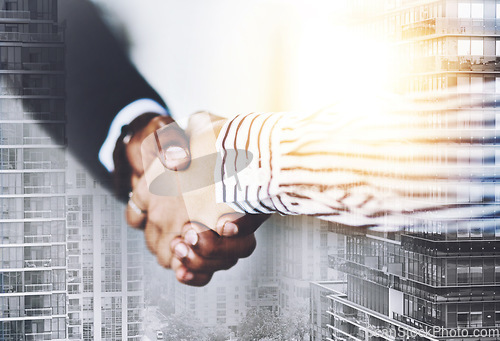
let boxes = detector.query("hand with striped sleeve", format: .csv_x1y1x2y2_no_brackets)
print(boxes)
215,94,498,233
124,113,269,286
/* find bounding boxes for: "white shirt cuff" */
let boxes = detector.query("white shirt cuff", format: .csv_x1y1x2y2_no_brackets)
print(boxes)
99,98,168,172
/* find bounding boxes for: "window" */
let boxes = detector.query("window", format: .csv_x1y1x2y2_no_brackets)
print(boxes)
471,40,483,55
76,171,86,188
470,77,483,93
458,2,483,18
457,312,469,327
457,266,468,284
458,2,470,18
470,312,482,327
497,4,500,18
471,3,483,18
495,77,500,94
496,40,500,56
458,39,470,55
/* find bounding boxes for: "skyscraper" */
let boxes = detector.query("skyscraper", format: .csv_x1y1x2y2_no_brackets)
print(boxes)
0,0,67,340
312,1,500,340
1,2,146,340
65,160,146,341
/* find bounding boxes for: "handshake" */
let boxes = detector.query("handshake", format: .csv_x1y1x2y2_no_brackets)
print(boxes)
118,112,268,286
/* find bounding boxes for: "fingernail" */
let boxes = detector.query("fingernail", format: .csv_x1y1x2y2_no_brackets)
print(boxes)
222,222,238,237
174,243,189,259
165,146,188,161
184,229,198,246
183,271,194,281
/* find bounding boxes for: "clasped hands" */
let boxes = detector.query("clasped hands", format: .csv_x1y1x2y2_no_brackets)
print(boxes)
121,113,268,286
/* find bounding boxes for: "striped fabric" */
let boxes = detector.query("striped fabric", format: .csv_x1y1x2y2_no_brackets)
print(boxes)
215,94,499,232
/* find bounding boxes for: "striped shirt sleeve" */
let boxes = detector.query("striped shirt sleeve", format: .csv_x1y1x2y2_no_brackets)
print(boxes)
215,96,499,231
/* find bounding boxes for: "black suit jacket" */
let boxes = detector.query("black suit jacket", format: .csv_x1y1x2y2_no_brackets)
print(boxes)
61,0,166,190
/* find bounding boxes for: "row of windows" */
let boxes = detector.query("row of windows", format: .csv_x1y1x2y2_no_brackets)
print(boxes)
0,221,65,244
0,122,65,146
0,98,64,120
0,148,65,170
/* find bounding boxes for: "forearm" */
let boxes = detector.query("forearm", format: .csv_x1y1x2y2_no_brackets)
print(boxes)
215,100,497,230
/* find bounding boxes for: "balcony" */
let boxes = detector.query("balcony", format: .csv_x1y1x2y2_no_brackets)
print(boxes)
23,160,65,170
68,305,81,312
25,332,52,341
23,88,62,96
408,55,500,74
24,259,52,268
24,210,51,219
67,263,81,270
24,283,52,293
68,333,83,340
401,18,500,40
24,235,52,244
67,249,80,256
25,307,52,317
68,318,82,325
0,10,30,19
22,62,64,71
0,284,23,293
0,87,64,97
67,276,81,283
23,111,65,120
67,234,81,242
0,32,63,43
23,136,53,145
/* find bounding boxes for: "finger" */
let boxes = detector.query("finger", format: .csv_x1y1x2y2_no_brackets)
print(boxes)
155,230,179,269
215,213,270,237
182,222,257,259
174,265,214,287
130,176,151,210
125,202,146,229
171,254,214,287
171,239,238,272
141,121,191,172
144,222,161,255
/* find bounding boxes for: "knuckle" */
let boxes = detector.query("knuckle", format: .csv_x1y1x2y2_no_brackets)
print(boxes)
222,258,238,271
156,254,171,269
240,237,257,258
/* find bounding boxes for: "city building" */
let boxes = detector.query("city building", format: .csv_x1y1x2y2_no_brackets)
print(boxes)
1,1,146,340
0,0,67,340
312,1,500,340
275,215,341,313
65,160,146,341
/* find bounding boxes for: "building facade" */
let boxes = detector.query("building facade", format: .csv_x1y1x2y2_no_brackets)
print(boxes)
0,0,67,339
64,162,146,341
313,0,500,340
0,1,146,340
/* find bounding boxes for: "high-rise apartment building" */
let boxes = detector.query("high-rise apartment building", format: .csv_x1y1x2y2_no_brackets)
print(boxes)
275,216,340,313
65,161,146,341
1,1,146,340
70,170,146,341
312,1,500,340
0,0,67,340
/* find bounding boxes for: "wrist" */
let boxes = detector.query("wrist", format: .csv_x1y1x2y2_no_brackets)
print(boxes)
112,113,167,201
215,112,286,214
99,98,169,173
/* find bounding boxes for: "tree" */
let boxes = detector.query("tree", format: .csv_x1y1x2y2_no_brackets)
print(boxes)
281,304,310,341
238,306,310,341
205,324,231,341
238,308,287,341
161,312,207,341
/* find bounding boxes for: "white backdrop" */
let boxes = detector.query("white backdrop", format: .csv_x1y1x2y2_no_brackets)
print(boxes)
91,0,357,125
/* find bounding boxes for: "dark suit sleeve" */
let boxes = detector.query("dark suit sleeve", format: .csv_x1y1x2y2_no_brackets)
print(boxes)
61,0,167,189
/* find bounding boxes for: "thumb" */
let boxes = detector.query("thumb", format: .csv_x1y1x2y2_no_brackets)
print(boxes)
152,121,191,171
